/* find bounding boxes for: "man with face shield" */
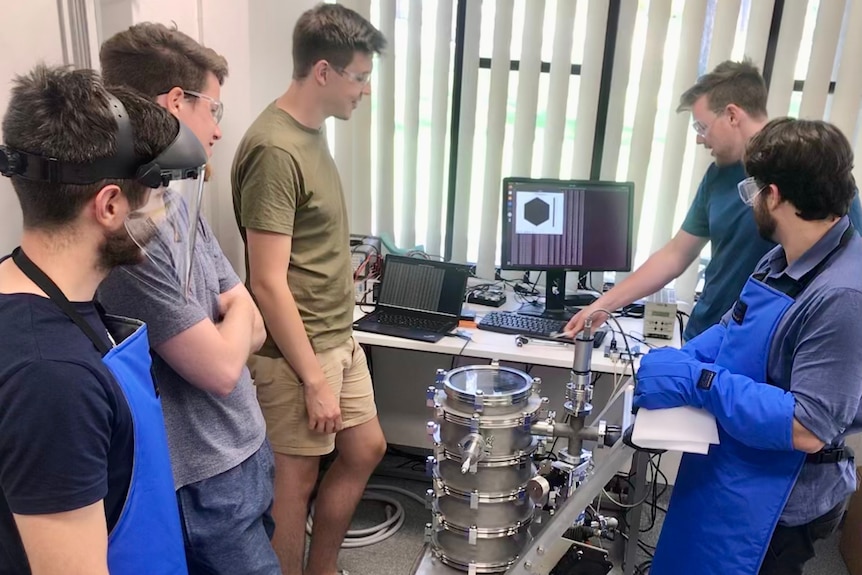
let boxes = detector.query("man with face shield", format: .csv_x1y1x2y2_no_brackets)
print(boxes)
97,23,275,574
0,65,206,574
633,118,862,574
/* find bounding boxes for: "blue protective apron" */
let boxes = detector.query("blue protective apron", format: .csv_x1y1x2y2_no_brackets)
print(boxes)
12,248,187,575
649,226,854,575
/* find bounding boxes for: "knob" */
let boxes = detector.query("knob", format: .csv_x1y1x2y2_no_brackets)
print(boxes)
527,475,551,504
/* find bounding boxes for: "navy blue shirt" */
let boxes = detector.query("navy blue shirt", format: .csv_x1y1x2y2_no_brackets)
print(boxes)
723,217,862,526
0,293,133,574
681,163,862,340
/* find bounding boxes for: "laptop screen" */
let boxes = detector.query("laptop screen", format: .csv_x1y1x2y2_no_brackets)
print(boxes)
377,256,469,316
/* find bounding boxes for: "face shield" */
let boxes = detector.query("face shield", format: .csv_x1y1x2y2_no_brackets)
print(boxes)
122,120,207,300
0,94,208,299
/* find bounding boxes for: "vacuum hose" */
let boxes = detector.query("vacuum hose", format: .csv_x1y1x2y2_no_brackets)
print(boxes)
306,485,427,548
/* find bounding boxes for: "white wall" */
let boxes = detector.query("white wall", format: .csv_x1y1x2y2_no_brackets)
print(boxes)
94,0,133,45
0,1,68,254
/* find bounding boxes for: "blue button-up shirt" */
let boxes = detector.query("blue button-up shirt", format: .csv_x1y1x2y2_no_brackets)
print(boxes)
726,216,862,526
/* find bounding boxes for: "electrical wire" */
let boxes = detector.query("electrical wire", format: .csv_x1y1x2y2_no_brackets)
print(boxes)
450,335,471,369
306,485,426,548
586,309,639,386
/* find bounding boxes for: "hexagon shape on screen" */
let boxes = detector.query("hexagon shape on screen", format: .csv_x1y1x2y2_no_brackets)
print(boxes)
524,197,550,226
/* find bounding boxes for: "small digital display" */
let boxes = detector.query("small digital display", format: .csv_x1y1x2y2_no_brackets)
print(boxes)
649,310,672,318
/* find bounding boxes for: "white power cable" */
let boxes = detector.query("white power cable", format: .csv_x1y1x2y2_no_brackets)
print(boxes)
306,485,427,549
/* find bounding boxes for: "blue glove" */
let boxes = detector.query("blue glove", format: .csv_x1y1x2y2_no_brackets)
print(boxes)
632,347,696,408
634,350,796,451
679,323,726,363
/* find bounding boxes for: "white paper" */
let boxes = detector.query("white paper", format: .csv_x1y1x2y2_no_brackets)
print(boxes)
631,406,720,454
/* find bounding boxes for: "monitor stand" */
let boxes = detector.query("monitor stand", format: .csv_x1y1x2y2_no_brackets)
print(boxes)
516,270,574,321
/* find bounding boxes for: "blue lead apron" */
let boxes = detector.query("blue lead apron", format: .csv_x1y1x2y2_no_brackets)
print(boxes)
12,248,187,575
650,226,854,575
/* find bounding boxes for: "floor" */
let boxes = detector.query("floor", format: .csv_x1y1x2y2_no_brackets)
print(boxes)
325,453,851,575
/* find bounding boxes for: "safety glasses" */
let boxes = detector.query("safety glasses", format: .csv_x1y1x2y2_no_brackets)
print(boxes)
737,176,767,206
183,90,224,124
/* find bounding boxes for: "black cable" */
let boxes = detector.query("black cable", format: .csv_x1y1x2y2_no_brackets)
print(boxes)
623,333,655,350
450,335,471,369
676,310,688,342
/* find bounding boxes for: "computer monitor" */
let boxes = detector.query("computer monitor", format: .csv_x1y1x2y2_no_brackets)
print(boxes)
501,177,634,320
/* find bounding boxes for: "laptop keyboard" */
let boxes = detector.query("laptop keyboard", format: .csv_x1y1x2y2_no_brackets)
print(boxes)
374,311,453,333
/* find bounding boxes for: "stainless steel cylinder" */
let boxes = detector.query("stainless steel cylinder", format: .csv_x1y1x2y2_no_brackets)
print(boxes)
431,513,532,574
429,365,541,573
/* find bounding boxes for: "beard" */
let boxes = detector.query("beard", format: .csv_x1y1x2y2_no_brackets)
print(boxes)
97,226,146,271
753,196,777,241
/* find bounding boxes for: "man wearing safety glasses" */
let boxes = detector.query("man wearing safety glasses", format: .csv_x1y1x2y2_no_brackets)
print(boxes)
232,4,387,574
0,66,207,575
633,118,862,574
97,23,278,574
564,60,862,341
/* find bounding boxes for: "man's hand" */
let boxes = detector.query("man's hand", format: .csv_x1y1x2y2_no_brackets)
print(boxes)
633,347,701,410
217,288,244,320
250,307,266,353
563,302,611,337
304,379,343,434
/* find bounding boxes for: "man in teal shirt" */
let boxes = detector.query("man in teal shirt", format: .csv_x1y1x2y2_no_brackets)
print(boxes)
564,60,862,340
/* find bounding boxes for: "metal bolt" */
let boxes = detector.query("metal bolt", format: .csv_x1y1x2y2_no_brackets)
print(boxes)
524,561,532,569
537,546,545,555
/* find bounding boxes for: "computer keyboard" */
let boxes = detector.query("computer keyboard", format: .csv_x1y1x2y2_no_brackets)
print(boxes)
478,311,568,336
477,311,607,347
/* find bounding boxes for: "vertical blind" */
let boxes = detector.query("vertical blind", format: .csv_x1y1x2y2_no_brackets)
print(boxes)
336,0,862,310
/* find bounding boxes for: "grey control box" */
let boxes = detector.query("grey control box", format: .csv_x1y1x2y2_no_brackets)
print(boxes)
643,288,677,340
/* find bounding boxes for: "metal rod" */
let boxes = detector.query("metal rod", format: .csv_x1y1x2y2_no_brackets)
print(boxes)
622,450,650,575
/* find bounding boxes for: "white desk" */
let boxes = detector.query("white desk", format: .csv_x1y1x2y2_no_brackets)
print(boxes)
352,305,681,372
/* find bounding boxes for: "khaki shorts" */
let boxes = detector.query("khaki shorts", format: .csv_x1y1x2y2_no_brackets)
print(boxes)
247,336,377,456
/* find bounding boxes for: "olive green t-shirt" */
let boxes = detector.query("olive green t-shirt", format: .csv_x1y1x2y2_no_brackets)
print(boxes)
231,102,353,355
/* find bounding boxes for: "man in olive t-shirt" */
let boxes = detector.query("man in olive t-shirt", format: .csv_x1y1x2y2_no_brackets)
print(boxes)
230,5,388,575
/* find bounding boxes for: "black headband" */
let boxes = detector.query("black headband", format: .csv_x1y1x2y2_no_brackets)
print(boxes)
0,94,207,188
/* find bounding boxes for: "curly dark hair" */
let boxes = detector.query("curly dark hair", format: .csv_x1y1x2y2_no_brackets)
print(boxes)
744,117,856,220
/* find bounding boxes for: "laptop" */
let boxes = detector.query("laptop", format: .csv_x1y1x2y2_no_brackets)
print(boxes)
354,255,470,343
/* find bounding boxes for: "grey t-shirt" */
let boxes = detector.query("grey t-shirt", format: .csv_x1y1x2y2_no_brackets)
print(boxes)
98,190,266,489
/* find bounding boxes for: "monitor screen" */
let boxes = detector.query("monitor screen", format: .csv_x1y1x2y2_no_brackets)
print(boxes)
501,177,634,272
378,255,470,316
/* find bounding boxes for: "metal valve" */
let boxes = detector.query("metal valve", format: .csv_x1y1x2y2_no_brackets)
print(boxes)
459,433,485,474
